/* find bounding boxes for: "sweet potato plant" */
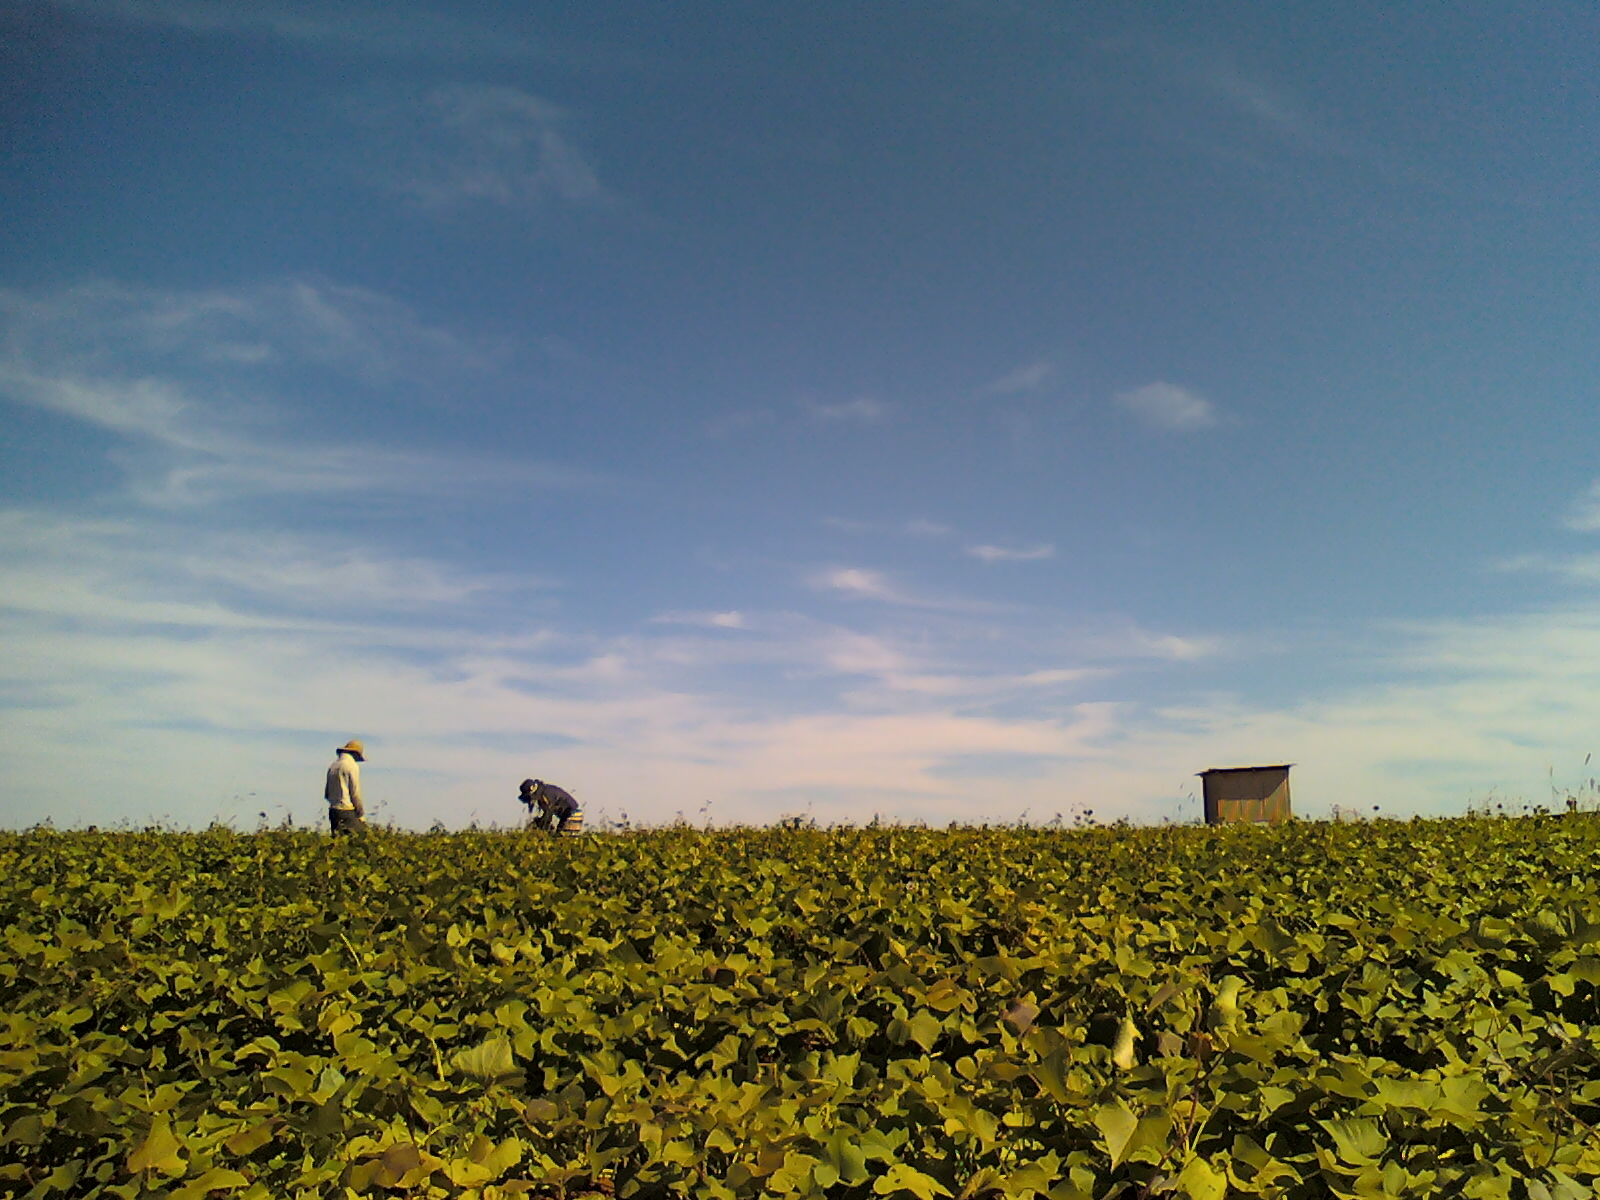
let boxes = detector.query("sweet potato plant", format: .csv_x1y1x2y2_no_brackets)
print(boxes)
3,817,1599,1198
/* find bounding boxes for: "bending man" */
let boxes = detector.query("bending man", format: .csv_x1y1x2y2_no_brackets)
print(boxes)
519,778,583,835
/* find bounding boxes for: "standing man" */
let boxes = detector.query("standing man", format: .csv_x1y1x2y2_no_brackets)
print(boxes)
325,739,366,834
519,778,584,835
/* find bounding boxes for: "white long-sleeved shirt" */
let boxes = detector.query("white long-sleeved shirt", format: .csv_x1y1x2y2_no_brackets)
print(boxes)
325,753,363,812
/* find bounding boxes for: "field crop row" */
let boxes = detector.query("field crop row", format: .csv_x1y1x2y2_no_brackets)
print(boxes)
2,818,1600,1198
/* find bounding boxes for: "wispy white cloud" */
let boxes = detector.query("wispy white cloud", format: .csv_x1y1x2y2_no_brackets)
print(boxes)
0,366,518,507
41,0,543,61
0,511,547,628
813,567,903,603
807,397,890,424
808,566,997,613
1563,482,1600,532
362,84,607,213
1126,629,1220,662
1097,33,1358,161
1202,62,1325,148
1496,553,1600,585
1,374,499,510
0,278,487,387
1115,381,1218,432
852,665,1104,700
1195,58,1383,167
10,496,1600,831
824,516,953,538
0,507,1121,826
1064,621,1223,664
0,279,593,506
711,397,893,438
814,629,911,677
980,360,1055,396
181,539,537,613
705,409,776,438
650,610,749,630
966,543,1055,563
1082,34,1409,190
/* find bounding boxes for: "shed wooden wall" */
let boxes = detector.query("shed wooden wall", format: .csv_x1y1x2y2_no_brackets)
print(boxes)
1202,767,1291,824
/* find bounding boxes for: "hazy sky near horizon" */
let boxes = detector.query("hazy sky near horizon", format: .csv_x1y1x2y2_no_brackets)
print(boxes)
3,2,1599,829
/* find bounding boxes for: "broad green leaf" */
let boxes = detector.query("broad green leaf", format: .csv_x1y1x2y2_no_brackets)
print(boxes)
824,1127,871,1185
1031,1051,1072,1104
126,1115,186,1175
1176,1157,1227,1200
1111,1014,1138,1070
1320,1117,1386,1165
449,1036,521,1084
223,1120,276,1156
769,1152,821,1192
372,1142,426,1188
924,979,966,1012
523,1098,559,1123
445,1136,523,1187
873,1163,953,1200
908,1010,944,1052
956,1167,1004,1200
1093,1099,1138,1167
167,1167,251,1200
859,1128,900,1162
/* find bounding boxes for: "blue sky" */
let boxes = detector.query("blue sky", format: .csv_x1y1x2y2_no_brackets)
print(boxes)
3,1,1599,828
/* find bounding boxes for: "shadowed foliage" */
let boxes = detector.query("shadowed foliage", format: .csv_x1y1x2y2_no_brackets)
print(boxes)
2,818,1599,1197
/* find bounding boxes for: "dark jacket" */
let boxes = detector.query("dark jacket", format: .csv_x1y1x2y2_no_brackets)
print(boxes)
535,782,579,820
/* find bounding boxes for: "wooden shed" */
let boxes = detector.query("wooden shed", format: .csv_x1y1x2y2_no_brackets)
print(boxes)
1199,764,1292,825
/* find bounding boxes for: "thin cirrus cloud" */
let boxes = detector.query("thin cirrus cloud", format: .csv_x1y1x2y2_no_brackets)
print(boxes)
1197,57,1379,166
809,566,1006,615
1202,62,1327,148
0,278,487,386
359,84,608,213
1097,34,1360,164
807,397,891,424
0,511,544,630
1562,481,1600,532
1497,553,1600,587
10,486,1599,829
966,543,1055,563
824,517,953,538
1114,381,1219,432
649,610,749,630
0,278,593,507
41,0,544,61
714,397,892,436
980,360,1055,396
812,567,910,604
0,367,495,508
0,500,1150,829
12,595,1600,829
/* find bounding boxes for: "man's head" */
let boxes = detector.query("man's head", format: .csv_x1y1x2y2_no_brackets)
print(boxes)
338,739,365,762
519,778,542,807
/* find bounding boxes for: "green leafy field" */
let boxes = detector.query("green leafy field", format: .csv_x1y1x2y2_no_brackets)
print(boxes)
3,818,1600,1199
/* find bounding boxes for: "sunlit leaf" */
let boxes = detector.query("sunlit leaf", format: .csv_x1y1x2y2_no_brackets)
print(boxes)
1093,1099,1139,1168
126,1115,186,1175
450,1036,521,1084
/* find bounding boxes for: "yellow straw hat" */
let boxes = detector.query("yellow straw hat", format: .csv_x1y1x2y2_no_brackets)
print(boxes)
338,739,366,761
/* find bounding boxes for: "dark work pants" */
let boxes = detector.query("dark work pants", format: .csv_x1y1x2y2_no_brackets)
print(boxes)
329,808,364,835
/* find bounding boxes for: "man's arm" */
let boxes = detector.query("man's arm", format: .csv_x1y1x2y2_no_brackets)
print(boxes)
350,761,365,817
